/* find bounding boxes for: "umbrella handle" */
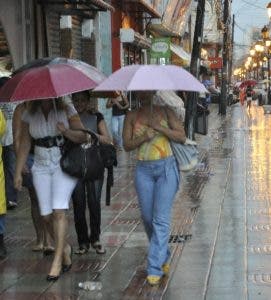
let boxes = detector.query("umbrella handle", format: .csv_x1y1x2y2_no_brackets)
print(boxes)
53,99,58,119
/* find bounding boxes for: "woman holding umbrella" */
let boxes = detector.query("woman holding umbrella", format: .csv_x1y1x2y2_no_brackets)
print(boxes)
123,91,186,285
14,98,87,281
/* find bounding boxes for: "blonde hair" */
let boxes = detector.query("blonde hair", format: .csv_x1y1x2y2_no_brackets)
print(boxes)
27,98,67,115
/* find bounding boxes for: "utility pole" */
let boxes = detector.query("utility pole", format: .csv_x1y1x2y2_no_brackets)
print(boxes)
185,0,205,139
220,0,230,115
228,14,234,85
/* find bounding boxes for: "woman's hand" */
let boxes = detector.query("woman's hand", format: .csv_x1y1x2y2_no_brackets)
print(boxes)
148,115,163,132
22,164,30,174
14,173,23,191
57,122,67,134
144,128,156,140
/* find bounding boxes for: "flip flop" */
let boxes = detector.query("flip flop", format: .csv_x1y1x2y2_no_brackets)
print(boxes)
91,241,106,254
74,244,89,255
31,244,44,252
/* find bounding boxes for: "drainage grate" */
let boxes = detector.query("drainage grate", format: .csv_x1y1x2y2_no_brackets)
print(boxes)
112,218,140,225
168,234,192,243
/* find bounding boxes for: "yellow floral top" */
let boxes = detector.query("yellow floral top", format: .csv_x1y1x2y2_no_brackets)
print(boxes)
134,111,172,161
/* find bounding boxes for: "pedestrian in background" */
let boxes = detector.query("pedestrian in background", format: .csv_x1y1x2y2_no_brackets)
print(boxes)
0,77,17,210
72,91,112,255
14,98,87,281
0,108,6,258
13,102,54,254
123,91,186,286
246,85,253,111
106,92,129,150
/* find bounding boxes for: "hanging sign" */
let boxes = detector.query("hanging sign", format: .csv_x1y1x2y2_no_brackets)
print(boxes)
209,57,223,69
150,38,171,59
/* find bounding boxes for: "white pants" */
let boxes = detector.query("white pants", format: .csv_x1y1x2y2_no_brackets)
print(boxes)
32,162,77,216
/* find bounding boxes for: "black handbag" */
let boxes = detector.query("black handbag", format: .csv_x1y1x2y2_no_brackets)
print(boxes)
99,143,117,168
99,143,117,206
60,129,104,181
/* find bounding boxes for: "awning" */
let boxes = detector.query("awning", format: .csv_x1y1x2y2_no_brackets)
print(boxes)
120,0,161,18
170,44,191,63
148,23,181,37
90,0,115,12
120,28,151,49
38,0,115,13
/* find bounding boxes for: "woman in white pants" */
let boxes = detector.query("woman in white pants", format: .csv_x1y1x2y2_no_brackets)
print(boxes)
14,99,87,281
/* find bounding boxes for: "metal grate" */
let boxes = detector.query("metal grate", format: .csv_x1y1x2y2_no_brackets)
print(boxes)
112,218,140,225
168,234,192,243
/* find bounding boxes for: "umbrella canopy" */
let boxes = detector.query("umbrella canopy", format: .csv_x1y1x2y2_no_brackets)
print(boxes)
239,79,257,89
234,81,242,88
0,58,106,102
94,64,207,93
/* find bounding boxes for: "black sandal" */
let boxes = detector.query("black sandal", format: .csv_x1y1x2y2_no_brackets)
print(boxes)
43,246,55,256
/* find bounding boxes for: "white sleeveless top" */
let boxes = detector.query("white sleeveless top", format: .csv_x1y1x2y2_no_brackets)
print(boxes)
22,104,77,167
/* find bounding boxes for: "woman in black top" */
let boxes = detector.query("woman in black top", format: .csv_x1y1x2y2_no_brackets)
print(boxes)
72,91,112,254
106,92,129,150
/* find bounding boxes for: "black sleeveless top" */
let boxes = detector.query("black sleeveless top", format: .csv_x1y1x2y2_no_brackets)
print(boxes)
79,111,104,133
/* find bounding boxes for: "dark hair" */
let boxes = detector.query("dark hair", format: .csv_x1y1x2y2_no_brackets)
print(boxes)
27,97,67,114
199,66,208,76
0,76,10,88
72,90,90,101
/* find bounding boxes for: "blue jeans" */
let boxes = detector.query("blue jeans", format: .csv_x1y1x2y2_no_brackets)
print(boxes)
2,145,17,203
0,215,5,234
112,115,125,148
135,156,180,276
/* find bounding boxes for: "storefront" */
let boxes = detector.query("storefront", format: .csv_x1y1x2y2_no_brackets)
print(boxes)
111,0,161,71
148,0,193,67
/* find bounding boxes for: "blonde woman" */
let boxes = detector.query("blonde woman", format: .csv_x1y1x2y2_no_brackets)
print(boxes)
14,98,87,281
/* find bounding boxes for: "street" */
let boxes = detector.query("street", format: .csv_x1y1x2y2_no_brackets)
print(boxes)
1,101,271,299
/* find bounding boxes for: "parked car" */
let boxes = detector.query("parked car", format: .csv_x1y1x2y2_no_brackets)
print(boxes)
253,82,268,105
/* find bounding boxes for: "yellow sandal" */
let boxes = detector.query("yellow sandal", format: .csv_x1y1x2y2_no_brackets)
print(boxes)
162,263,170,275
147,275,161,286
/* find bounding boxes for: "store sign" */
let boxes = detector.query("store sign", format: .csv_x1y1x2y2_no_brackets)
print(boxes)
209,57,223,69
151,38,171,58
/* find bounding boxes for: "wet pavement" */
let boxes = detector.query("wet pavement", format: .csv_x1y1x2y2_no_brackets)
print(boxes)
1,102,270,299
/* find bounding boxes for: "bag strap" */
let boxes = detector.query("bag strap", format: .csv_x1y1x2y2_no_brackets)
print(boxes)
106,166,114,206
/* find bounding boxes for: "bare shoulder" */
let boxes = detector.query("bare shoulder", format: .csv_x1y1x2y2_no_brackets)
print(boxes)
14,103,26,117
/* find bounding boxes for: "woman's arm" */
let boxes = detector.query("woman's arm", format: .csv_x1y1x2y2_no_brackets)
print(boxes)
119,93,129,110
106,98,114,109
12,103,24,156
97,119,112,144
57,115,88,143
149,107,186,144
14,121,31,190
123,111,154,151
